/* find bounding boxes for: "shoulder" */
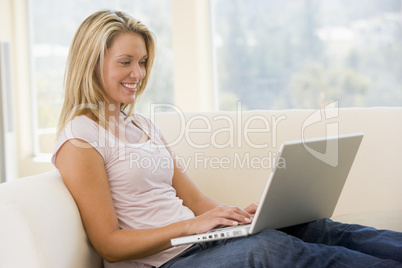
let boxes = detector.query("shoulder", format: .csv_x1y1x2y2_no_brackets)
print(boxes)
52,115,108,166
62,115,112,146
63,115,100,138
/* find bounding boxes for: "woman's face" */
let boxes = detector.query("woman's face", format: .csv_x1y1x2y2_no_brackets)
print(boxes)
102,32,148,107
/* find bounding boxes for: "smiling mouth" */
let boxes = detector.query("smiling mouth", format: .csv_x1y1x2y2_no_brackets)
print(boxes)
121,83,137,91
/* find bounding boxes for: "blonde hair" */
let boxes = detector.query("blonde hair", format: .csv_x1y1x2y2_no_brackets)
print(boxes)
57,10,156,136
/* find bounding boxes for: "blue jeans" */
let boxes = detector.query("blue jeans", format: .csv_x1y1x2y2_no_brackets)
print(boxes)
160,219,402,267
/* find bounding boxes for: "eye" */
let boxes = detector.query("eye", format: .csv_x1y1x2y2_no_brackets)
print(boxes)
139,60,147,66
120,61,130,66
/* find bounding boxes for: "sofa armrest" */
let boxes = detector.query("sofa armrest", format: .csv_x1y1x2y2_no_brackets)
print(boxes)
0,171,102,268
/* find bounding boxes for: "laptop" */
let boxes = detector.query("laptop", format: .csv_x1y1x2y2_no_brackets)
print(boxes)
171,133,364,247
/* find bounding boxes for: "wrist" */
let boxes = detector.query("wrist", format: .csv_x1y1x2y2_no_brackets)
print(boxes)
182,217,196,236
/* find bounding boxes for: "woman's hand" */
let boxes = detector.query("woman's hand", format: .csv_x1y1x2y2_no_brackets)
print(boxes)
244,202,259,217
187,205,253,235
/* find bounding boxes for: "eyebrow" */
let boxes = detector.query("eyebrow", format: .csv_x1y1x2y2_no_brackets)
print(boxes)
116,54,148,59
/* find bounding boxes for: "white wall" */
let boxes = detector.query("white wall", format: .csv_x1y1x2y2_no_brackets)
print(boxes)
172,0,215,111
0,0,13,180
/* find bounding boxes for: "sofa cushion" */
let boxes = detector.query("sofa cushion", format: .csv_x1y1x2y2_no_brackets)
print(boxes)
331,210,402,232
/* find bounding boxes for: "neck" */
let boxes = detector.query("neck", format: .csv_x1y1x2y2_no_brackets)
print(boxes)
104,103,121,121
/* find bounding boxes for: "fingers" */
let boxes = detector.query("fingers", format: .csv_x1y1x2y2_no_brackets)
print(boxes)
214,205,252,225
244,202,259,215
188,205,254,235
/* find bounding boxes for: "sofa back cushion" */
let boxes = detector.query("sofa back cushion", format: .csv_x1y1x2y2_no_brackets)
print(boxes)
153,108,402,216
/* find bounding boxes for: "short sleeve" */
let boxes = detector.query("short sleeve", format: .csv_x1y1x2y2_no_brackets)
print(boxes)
51,116,109,168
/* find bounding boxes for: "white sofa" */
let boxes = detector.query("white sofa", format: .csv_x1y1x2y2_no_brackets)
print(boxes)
1,107,402,268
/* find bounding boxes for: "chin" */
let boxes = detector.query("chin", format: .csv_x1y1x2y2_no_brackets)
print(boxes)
123,96,136,105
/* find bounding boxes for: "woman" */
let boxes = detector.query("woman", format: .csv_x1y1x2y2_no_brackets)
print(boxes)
53,10,402,268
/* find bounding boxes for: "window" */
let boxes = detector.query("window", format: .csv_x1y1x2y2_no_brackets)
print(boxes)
211,0,402,110
29,0,173,155
28,0,402,158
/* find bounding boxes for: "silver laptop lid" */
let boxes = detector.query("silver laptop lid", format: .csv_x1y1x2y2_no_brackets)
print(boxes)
250,133,364,234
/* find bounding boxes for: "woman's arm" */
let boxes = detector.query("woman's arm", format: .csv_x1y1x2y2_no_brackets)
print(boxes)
57,137,254,263
56,139,194,263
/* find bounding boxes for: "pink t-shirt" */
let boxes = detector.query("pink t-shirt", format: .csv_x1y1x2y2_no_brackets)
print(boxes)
52,114,195,268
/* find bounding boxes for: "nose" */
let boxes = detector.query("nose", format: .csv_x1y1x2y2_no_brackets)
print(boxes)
130,63,145,80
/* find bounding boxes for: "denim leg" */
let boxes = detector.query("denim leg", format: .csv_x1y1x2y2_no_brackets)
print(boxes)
161,227,402,268
281,218,402,262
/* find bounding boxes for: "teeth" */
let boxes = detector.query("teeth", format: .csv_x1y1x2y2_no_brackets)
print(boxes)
122,83,137,89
